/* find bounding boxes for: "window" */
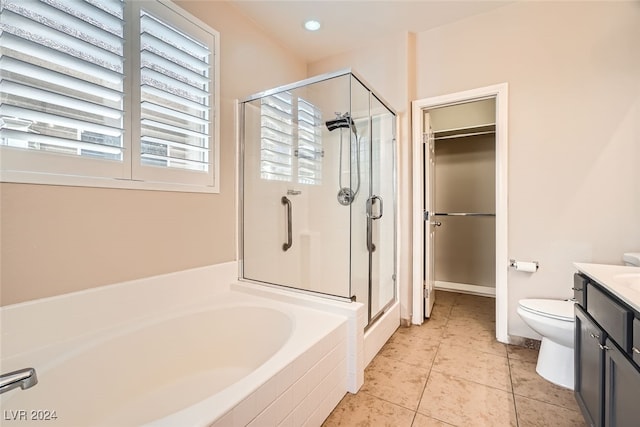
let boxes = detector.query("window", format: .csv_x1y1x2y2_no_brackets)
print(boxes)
0,0,219,192
260,92,294,182
296,98,322,185
260,92,322,185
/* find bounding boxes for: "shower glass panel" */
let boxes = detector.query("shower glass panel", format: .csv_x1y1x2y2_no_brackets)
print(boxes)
349,77,370,317
239,70,396,327
369,95,396,321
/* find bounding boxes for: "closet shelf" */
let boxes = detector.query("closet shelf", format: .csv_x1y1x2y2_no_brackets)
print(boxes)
434,123,495,140
434,212,496,217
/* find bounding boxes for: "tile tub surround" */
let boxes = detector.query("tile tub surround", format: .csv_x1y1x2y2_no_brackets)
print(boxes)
323,291,587,427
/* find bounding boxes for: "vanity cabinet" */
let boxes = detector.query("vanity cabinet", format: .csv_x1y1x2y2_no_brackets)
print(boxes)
575,305,605,427
603,337,640,426
574,273,640,427
633,319,640,366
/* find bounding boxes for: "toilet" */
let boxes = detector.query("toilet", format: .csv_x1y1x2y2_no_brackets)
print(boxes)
623,252,640,267
517,298,576,389
517,252,640,390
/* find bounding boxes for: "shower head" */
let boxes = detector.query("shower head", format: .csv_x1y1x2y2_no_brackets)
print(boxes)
325,113,356,135
325,117,352,131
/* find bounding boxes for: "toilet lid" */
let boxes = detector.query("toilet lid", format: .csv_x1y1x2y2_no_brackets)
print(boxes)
518,299,575,321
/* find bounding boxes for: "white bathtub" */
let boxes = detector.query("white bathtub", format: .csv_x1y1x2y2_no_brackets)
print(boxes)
0,263,364,426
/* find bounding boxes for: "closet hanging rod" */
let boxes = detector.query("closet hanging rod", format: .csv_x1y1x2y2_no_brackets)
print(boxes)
434,130,495,141
434,212,496,217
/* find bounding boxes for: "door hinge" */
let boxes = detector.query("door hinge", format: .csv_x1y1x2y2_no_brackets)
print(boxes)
423,210,429,221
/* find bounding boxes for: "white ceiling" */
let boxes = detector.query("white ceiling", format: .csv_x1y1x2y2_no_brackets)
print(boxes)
227,0,512,62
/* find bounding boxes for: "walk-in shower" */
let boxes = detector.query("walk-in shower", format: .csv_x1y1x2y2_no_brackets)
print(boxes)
239,70,396,327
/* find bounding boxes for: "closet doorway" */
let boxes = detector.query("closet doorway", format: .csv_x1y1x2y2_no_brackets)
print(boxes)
411,84,509,343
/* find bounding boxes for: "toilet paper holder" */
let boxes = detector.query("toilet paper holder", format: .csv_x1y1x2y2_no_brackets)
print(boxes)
509,259,539,272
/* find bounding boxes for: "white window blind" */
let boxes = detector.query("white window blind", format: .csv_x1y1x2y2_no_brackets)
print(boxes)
139,6,211,173
296,98,322,185
0,0,125,173
260,92,294,181
260,92,322,185
0,0,219,192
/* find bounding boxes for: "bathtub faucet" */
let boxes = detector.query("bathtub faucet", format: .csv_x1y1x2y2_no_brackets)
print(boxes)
0,368,38,394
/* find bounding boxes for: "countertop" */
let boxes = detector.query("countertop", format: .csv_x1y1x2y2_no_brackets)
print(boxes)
574,263,640,313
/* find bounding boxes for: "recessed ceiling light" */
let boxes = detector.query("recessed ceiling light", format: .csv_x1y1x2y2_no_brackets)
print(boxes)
304,20,321,31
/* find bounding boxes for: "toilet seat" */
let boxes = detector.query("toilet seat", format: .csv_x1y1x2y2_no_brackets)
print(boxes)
518,299,575,322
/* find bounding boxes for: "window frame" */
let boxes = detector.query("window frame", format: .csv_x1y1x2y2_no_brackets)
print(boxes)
0,0,220,194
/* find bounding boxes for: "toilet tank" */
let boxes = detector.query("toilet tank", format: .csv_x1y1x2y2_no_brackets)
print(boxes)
622,252,640,266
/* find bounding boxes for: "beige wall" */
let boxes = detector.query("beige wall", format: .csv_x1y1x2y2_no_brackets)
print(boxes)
3,0,638,345
0,0,306,305
308,32,417,323
416,1,640,337
309,1,640,336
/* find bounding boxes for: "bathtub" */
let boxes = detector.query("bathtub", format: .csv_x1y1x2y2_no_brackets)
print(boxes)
0,262,364,426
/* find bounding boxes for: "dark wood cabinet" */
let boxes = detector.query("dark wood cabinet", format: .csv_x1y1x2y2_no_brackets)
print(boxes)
633,319,640,366
574,273,640,427
603,338,640,426
575,305,605,427
587,284,633,352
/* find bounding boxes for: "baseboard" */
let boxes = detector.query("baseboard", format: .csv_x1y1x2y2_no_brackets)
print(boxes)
435,281,496,297
508,335,542,349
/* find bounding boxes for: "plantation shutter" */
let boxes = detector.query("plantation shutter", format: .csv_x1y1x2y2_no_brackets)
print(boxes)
0,0,127,178
296,98,322,185
259,93,323,185
1,0,219,191
133,1,215,187
260,92,294,182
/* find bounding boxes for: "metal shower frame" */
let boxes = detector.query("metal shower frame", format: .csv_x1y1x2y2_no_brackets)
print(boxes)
237,69,398,319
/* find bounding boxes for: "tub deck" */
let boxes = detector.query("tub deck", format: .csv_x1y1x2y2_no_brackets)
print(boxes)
0,263,364,426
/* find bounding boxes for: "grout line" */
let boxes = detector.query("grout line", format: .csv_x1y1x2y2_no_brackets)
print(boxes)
409,411,418,426
427,366,515,395
411,296,452,424
410,411,418,427
511,391,582,413
359,389,420,416
506,344,521,427
340,292,537,426
414,341,439,417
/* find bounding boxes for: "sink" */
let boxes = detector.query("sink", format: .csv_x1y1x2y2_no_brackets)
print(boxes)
614,273,640,292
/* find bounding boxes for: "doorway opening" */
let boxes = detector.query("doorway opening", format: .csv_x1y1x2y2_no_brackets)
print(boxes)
411,83,508,342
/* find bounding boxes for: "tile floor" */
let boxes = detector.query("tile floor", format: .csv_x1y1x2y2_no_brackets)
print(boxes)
323,291,587,427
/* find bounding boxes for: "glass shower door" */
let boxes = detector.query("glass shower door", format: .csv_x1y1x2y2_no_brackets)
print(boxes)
350,76,396,324
369,95,396,321
240,71,397,328
241,77,353,299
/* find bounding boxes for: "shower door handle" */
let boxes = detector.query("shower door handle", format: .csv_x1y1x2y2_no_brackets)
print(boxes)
367,195,383,220
366,220,376,253
366,195,383,253
282,196,292,251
